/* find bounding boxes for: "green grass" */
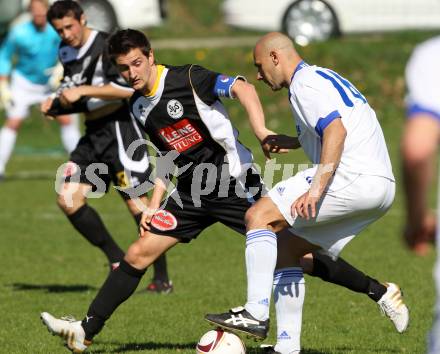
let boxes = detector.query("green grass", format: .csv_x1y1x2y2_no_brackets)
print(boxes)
0,30,438,353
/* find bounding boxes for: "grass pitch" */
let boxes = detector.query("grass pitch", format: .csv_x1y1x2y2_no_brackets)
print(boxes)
0,30,437,353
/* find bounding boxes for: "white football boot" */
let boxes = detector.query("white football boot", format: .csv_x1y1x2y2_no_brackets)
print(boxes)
40,312,91,352
377,283,409,333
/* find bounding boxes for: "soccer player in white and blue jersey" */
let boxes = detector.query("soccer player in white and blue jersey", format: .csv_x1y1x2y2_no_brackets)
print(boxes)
209,32,409,354
0,0,80,179
401,35,440,354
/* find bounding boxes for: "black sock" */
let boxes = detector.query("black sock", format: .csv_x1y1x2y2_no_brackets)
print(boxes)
82,260,146,340
133,212,169,282
153,254,168,282
310,252,386,301
366,277,387,302
67,204,125,263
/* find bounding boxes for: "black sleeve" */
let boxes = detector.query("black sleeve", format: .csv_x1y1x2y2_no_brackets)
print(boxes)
47,98,88,116
189,65,220,106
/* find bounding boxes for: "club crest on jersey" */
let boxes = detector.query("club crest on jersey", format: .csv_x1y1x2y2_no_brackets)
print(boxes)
167,99,184,119
151,210,177,231
132,96,150,123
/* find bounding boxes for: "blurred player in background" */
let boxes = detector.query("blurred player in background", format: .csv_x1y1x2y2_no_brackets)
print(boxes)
41,0,171,292
208,32,408,354
401,35,440,354
0,0,80,180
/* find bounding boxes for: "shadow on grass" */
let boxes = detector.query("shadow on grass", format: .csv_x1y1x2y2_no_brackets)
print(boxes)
302,347,404,353
84,340,405,354
10,282,97,293
90,341,197,353
90,341,331,354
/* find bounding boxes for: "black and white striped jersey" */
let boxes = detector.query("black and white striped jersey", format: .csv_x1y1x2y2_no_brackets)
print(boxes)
49,30,130,115
129,64,253,180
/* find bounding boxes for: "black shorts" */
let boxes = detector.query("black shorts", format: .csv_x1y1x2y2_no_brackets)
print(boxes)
149,169,266,241
63,106,151,200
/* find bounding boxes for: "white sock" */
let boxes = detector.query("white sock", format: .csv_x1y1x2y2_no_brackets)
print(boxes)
60,116,80,153
273,267,305,354
0,126,17,174
244,229,277,321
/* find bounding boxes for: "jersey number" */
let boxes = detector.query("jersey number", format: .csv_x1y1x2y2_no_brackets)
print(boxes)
316,69,366,107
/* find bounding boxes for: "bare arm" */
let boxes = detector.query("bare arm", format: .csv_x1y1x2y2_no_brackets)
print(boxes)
60,83,133,103
310,118,346,198
231,79,292,158
139,177,168,236
292,118,346,219
401,115,439,254
231,79,272,141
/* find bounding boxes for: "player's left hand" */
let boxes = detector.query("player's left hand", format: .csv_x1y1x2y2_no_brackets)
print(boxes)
291,190,321,220
262,134,300,152
259,130,291,160
139,207,158,236
60,87,82,104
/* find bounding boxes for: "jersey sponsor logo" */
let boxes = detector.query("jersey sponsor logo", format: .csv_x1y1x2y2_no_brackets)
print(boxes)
159,118,203,153
151,210,177,231
167,99,184,119
63,161,78,177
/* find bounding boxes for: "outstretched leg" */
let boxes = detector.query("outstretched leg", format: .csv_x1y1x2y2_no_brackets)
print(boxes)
41,231,179,352
58,182,125,266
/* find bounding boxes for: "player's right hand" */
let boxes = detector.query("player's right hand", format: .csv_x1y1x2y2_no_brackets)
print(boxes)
0,80,12,109
40,97,55,120
139,207,158,236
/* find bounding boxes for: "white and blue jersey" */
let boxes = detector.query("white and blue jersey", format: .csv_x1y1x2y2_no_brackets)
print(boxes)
0,20,60,85
406,36,440,121
288,61,394,185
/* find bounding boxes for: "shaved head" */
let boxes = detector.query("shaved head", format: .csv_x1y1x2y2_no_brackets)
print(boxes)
253,32,302,91
255,32,296,56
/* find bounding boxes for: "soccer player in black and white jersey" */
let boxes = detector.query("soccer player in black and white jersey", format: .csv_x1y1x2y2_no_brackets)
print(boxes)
40,29,407,353
40,0,171,293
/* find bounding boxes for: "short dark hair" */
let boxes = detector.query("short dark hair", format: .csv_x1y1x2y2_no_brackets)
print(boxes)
47,0,83,23
108,29,152,62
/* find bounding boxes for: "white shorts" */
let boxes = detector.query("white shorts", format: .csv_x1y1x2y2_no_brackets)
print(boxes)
268,167,395,259
7,71,51,119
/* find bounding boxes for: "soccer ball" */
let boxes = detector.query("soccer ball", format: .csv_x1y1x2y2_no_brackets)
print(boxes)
196,329,246,354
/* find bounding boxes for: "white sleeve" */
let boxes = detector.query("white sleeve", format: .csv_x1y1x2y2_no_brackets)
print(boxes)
405,39,440,117
295,79,341,138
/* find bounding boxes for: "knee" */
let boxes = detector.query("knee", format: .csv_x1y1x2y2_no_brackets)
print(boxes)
244,203,266,229
125,243,143,264
125,241,152,269
401,142,435,166
5,119,21,131
56,191,84,214
57,115,72,125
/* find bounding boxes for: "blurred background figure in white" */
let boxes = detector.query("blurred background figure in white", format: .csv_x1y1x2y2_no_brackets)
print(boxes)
401,35,440,353
0,0,80,180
